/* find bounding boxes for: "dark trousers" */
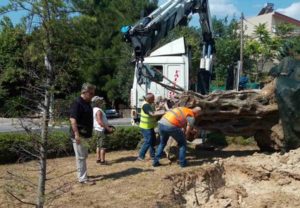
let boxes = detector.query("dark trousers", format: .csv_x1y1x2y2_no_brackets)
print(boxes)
139,128,156,159
153,123,187,167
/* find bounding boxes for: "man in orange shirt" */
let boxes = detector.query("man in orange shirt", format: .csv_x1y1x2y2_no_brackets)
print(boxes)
153,106,201,167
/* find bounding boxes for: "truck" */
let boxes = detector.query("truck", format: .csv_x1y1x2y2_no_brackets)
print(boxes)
130,37,190,110
121,0,300,152
121,0,214,123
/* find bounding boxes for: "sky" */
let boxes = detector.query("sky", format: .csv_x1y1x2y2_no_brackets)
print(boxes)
0,0,300,25
0,0,28,24
158,0,300,26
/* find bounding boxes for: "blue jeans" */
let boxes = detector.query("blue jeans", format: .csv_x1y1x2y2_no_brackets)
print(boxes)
153,123,187,167
139,128,156,159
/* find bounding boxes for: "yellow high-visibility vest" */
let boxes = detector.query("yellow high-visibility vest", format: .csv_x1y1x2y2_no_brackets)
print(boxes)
139,102,157,129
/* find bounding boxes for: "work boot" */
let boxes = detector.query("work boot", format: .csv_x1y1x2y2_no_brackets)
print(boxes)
152,162,161,167
179,160,188,168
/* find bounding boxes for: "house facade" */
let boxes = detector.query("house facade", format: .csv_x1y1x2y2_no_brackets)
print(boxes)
242,4,300,73
244,5,300,37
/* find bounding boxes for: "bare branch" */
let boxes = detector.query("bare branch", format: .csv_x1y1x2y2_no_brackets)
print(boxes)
46,169,56,176
46,181,74,205
7,171,38,188
18,146,40,159
26,168,40,172
5,189,37,206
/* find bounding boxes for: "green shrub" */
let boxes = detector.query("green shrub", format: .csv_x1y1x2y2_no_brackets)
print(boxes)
89,126,142,152
48,131,73,157
108,127,141,150
0,133,32,164
0,131,73,164
0,127,142,164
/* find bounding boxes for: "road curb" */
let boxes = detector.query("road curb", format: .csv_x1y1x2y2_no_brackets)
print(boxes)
0,118,13,124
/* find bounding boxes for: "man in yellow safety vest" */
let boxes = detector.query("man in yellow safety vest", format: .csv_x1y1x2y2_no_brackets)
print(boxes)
137,93,164,161
153,106,201,167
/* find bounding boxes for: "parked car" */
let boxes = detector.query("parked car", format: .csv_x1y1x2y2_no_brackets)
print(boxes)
105,108,120,119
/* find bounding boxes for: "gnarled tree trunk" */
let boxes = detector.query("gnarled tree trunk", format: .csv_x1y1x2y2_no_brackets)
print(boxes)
171,79,284,151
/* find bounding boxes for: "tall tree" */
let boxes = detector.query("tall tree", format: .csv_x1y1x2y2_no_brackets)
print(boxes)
71,0,158,106
275,23,300,58
244,23,277,81
0,17,30,116
1,1,77,207
212,17,240,86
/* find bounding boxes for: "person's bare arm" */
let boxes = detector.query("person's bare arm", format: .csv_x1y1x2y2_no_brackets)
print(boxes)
96,110,113,132
70,118,80,144
185,125,199,141
185,115,199,141
185,125,192,135
148,110,165,117
184,116,196,136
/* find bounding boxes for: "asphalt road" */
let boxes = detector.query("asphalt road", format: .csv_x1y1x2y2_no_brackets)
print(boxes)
0,118,132,133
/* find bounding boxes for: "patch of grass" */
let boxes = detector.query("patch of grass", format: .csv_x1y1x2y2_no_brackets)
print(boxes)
206,132,256,147
226,136,256,146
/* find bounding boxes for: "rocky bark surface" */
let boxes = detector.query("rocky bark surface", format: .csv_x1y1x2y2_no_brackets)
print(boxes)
171,79,284,151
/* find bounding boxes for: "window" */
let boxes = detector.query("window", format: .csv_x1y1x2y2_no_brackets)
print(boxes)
150,65,163,82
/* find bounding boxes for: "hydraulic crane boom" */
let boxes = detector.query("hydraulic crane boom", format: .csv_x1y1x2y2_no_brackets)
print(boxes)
121,0,215,94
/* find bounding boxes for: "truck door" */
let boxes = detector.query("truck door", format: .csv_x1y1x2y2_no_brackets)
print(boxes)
165,64,185,99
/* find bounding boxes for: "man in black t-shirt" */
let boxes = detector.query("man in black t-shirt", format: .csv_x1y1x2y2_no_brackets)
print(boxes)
70,83,95,185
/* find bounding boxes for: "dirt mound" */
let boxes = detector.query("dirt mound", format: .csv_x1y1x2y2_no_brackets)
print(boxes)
165,149,300,208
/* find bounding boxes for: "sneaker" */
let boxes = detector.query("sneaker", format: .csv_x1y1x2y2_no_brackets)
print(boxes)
136,157,144,161
80,180,96,185
100,161,107,165
96,160,101,164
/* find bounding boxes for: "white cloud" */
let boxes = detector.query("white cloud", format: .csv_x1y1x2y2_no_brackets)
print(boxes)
277,2,300,20
158,0,239,27
209,0,240,17
159,0,239,17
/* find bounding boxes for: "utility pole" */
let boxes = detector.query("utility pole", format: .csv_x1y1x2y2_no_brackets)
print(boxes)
240,12,244,75
236,12,244,91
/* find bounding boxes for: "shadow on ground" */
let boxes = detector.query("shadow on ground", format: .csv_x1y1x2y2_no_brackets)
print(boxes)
187,149,258,167
111,156,137,164
89,168,154,181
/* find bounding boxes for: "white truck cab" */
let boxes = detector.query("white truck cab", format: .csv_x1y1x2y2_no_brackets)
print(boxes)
130,37,190,122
